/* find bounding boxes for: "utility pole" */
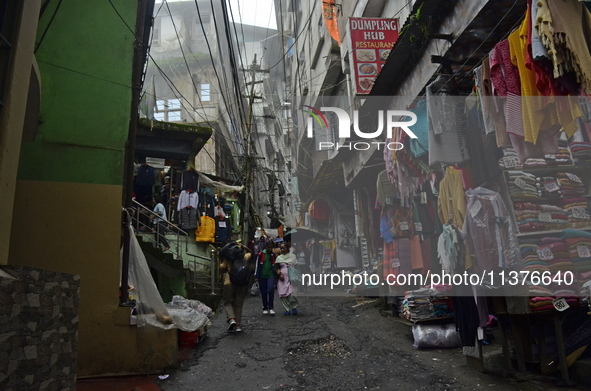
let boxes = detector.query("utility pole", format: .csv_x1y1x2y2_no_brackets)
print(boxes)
240,54,269,243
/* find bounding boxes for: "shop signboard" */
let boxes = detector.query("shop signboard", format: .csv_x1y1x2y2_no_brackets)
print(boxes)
349,17,399,95
321,241,333,269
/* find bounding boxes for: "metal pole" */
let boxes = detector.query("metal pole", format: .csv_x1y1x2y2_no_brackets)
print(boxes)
121,0,153,304
210,249,215,295
240,55,258,243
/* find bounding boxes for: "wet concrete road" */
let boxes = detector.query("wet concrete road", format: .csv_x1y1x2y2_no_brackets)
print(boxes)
158,291,577,391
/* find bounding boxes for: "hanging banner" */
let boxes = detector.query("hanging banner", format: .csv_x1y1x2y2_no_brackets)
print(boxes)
349,17,399,95
320,240,333,269
323,0,341,46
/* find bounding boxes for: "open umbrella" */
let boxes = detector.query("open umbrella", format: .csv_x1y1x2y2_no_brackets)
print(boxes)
285,227,329,243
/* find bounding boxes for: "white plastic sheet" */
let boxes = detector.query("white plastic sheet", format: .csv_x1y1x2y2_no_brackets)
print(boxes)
122,224,209,332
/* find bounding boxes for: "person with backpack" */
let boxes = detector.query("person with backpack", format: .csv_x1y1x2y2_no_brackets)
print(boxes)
255,240,278,315
219,241,252,332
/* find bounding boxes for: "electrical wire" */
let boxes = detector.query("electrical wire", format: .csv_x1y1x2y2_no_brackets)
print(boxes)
108,0,242,166
195,0,247,146
35,0,63,53
215,0,249,142
163,1,209,116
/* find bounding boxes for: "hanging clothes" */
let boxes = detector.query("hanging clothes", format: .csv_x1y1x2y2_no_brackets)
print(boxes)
486,52,512,148
491,39,525,138
396,238,412,276
509,11,557,144
409,236,424,271
473,64,495,136
437,167,467,230
178,190,199,210
407,101,429,157
179,169,200,192
376,170,398,207
463,188,521,274
179,207,200,230
137,164,155,186
464,102,502,186
427,76,470,168
546,0,591,92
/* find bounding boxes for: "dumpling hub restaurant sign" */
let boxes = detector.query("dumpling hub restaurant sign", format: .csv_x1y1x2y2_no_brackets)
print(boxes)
349,18,399,95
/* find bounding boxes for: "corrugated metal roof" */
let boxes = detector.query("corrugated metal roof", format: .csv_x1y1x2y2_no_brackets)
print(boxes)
369,0,455,96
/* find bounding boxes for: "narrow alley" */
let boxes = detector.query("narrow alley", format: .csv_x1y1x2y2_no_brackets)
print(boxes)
159,293,569,391
4,1,591,390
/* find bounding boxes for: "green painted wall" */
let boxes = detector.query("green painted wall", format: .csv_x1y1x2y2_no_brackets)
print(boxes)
17,0,137,186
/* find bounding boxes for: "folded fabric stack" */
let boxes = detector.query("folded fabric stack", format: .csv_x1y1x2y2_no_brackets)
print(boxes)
555,139,573,166
523,158,547,168
555,172,585,198
403,291,434,322
557,198,591,228
514,203,569,232
539,176,562,199
396,296,406,318
520,242,549,273
538,237,572,278
563,229,591,293
529,295,556,311
498,148,521,169
507,171,540,200
579,271,591,291
530,295,578,311
514,203,544,232
527,238,560,311
430,284,453,318
570,142,591,166
402,287,453,322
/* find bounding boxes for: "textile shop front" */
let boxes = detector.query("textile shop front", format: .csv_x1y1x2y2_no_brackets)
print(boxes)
131,119,243,306
353,0,591,385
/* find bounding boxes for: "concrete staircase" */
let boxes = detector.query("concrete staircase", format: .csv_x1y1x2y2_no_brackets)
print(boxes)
135,232,222,310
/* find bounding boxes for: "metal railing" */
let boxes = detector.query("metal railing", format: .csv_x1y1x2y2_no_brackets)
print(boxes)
126,200,217,294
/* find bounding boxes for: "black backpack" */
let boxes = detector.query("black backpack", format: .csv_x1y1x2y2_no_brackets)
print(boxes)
219,242,242,262
229,256,250,286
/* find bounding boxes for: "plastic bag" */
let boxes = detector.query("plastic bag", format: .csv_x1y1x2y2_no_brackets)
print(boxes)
170,295,213,318
412,324,461,349
250,281,260,296
288,265,302,283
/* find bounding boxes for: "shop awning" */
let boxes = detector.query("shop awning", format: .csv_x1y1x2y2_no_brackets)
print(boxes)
136,118,212,161
306,159,346,198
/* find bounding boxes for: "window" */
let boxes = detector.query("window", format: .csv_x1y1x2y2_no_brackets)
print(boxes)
152,16,161,46
152,27,160,46
201,84,210,102
194,16,205,37
154,98,181,122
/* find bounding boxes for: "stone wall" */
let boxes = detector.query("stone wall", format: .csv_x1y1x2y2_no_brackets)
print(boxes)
0,266,79,391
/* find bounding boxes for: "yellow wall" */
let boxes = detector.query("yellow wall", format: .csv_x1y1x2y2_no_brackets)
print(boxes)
8,180,177,376
0,1,40,265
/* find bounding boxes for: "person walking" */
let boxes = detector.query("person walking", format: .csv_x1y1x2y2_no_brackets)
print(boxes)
295,244,309,292
255,240,277,315
276,243,299,315
219,242,252,332
151,196,170,251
